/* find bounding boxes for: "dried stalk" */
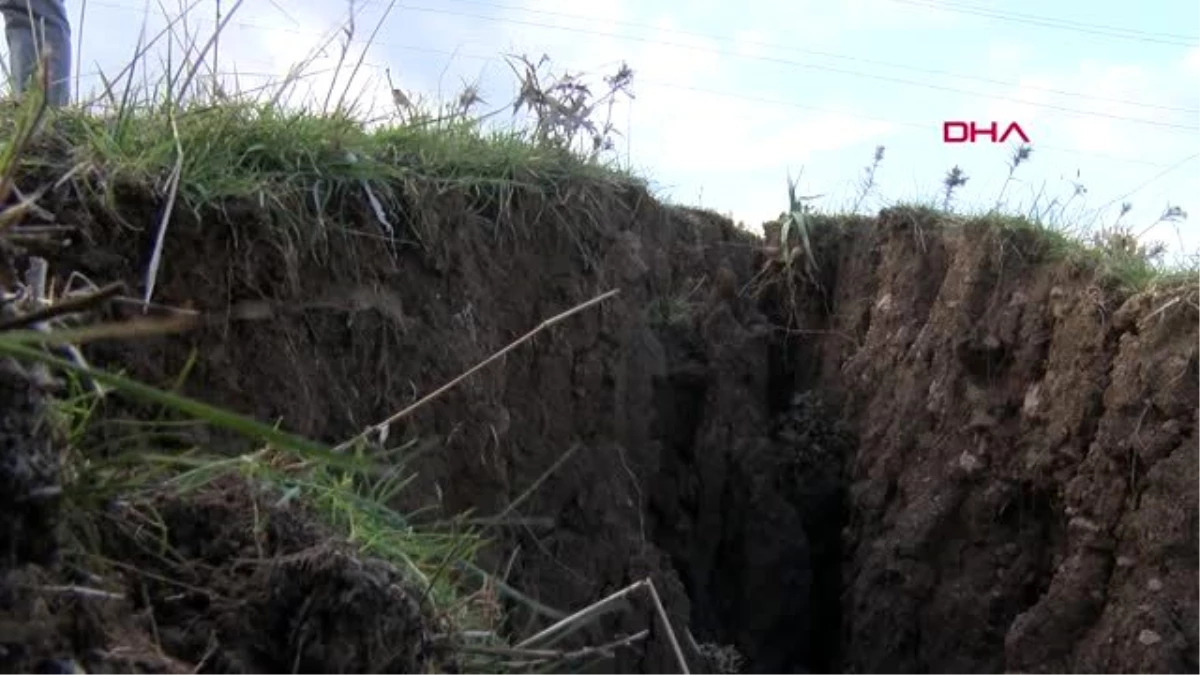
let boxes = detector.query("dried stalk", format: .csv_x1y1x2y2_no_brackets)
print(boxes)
460,629,649,663
516,577,690,674
335,288,620,453
0,281,123,330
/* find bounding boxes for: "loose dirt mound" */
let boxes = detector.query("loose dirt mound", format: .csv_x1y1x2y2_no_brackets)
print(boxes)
1,471,441,673
3,164,1197,674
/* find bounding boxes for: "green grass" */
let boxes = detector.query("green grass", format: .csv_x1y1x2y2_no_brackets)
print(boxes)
1,326,476,570
793,198,1196,296
971,210,1194,291
5,100,642,255
789,142,1195,297
38,102,636,202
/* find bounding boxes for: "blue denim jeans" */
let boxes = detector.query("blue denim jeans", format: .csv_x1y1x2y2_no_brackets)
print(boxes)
0,0,70,105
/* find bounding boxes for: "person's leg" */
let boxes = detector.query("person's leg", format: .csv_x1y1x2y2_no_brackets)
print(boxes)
0,0,70,105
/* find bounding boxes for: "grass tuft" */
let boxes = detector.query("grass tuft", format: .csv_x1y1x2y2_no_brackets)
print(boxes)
810,144,1198,296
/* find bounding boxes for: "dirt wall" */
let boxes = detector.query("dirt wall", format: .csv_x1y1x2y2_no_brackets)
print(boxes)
792,209,1198,673
29,181,1200,673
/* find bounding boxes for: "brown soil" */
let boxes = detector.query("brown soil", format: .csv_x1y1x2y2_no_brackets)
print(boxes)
1,171,1196,674
1,472,442,674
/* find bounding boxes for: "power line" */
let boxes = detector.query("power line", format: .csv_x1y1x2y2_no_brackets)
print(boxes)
393,3,1199,131
424,0,1199,115
84,0,1200,124
88,0,1200,128
882,0,1199,47
1094,153,1200,212
640,79,1182,169
73,0,1198,168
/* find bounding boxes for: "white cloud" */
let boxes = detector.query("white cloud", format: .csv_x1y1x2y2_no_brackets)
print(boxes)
765,113,897,162
633,25,723,81
972,57,1195,160
986,42,1031,70
628,82,896,174
982,74,1053,128
1183,46,1200,76
1062,118,1123,155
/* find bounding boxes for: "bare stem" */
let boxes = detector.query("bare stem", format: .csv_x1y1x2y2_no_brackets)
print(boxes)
335,288,620,453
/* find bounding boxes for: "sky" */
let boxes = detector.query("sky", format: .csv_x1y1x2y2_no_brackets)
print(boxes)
12,0,1200,257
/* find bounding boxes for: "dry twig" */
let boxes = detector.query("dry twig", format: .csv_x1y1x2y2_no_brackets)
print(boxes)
335,288,620,453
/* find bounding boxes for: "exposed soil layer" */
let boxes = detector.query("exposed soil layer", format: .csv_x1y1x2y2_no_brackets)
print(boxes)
797,212,1198,673
1,172,1197,673
1,473,442,674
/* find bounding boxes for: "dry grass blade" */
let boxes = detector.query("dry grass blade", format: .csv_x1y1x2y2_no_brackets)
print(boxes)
141,111,185,309
493,442,582,522
174,0,247,103
81,0,205,110
0,55,51,214
515,577,690,674
74,0,87,99
35,585,125,602
516,580,643,649
0,162,86,232
332,0,400,116
0,314,197,346
644,577,690,674
335,288,620,453
0,335,350,467
460,628,649,664
0,281,124,330
0,194,41,231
